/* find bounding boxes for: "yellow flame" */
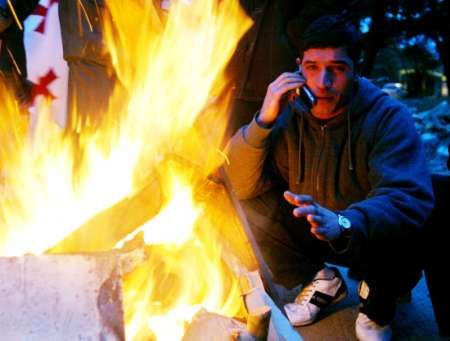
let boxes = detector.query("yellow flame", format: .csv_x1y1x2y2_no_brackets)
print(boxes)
0,0,253,339
120,174,244,340
117,171,202,248
0,94,138,255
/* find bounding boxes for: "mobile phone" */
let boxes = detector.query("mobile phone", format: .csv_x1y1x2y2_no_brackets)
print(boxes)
290,84,317,113
296,85,316,109
289,68,317,112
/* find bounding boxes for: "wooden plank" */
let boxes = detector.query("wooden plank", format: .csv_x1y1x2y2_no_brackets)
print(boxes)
47,176,161,253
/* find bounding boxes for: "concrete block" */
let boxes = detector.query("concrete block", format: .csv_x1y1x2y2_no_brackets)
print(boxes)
0,253,127,340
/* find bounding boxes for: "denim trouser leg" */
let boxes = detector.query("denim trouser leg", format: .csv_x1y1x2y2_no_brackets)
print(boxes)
240,189,324,289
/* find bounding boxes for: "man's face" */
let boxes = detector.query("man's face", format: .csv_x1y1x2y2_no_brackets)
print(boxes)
300,47,355,119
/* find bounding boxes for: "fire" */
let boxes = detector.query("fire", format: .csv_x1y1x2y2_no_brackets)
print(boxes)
118,167,244,340
118,172,202,248
0,0,253,339
0,84,138,255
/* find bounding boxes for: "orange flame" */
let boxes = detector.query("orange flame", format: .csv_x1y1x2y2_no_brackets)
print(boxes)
103,1,253,336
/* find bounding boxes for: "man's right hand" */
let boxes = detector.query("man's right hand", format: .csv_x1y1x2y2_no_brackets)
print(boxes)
258,72,305,125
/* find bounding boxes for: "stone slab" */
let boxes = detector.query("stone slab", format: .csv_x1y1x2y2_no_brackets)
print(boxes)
0,253,126,340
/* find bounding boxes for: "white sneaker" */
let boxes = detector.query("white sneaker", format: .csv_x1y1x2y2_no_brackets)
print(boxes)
284,267,347,326
355,312,392,341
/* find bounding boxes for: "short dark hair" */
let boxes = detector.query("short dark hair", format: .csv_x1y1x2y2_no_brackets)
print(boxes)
297,15,362,65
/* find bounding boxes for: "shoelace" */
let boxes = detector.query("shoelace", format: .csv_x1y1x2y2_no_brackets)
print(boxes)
295,281,317,305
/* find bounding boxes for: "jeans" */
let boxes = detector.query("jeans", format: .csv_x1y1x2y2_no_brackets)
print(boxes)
241,188,422,324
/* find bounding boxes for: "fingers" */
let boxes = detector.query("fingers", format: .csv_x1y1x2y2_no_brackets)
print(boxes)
268,73,304,97
284,191,314,206
274,72,304,83
259,72,305,123
283,191,339,241
293,205,317,217
310,227,328,241
307,214,323,225
284,191,324,237
293,207,322,231
288,193,322,229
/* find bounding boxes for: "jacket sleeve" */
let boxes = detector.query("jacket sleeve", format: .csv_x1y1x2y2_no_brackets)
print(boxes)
341,104,435,244
224,116,274,200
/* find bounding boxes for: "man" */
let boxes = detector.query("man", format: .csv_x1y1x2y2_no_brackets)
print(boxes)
59,0,126,132
58,0,168,132
224,15,434,340
225,0,357,138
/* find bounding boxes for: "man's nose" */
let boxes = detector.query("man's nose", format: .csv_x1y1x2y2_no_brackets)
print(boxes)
317,70,333,89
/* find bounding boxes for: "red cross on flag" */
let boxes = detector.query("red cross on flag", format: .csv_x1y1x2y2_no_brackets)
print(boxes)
24,0,68,128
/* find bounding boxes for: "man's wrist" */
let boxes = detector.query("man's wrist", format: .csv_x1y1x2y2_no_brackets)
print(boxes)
337,214,352,238
329,214,352,254
255,112,275,129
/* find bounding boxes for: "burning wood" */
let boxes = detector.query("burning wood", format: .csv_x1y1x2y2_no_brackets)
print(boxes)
181,269,302,340
239,271,302,341
47,176,162,253
246,306,271,339
182,310,248,341
41,164,300,340
218,218,302,340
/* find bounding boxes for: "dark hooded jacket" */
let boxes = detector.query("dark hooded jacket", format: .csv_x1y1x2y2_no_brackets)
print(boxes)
225,77,434,246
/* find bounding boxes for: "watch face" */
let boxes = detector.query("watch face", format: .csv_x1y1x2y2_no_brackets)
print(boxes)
338,215,351,229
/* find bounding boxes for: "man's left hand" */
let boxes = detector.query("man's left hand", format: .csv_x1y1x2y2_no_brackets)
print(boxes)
284,191,341,241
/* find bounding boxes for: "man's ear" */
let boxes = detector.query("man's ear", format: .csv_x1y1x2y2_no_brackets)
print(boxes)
296,57,303,75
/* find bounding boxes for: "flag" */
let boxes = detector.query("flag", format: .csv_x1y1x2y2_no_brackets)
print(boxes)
23,0,68,128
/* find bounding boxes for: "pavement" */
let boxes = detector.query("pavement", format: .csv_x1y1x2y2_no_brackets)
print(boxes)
279,266,443,340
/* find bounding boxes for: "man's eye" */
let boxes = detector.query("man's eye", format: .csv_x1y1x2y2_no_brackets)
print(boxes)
333,66,347,72
304,65,318,71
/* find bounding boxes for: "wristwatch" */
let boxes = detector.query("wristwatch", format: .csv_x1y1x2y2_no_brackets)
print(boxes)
337,214,352,238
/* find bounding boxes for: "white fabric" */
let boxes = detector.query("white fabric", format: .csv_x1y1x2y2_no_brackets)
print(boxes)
24,0,68,129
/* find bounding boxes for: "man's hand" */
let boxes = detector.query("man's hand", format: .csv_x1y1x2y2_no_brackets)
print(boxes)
284,191,341,241
258,72,304,126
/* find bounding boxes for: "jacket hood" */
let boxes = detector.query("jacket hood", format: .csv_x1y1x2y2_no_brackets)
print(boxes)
290,76,389,184
350,76,389,120
298,76,389,126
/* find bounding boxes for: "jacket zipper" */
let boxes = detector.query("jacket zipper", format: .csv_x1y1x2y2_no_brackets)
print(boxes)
315,124,327,200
